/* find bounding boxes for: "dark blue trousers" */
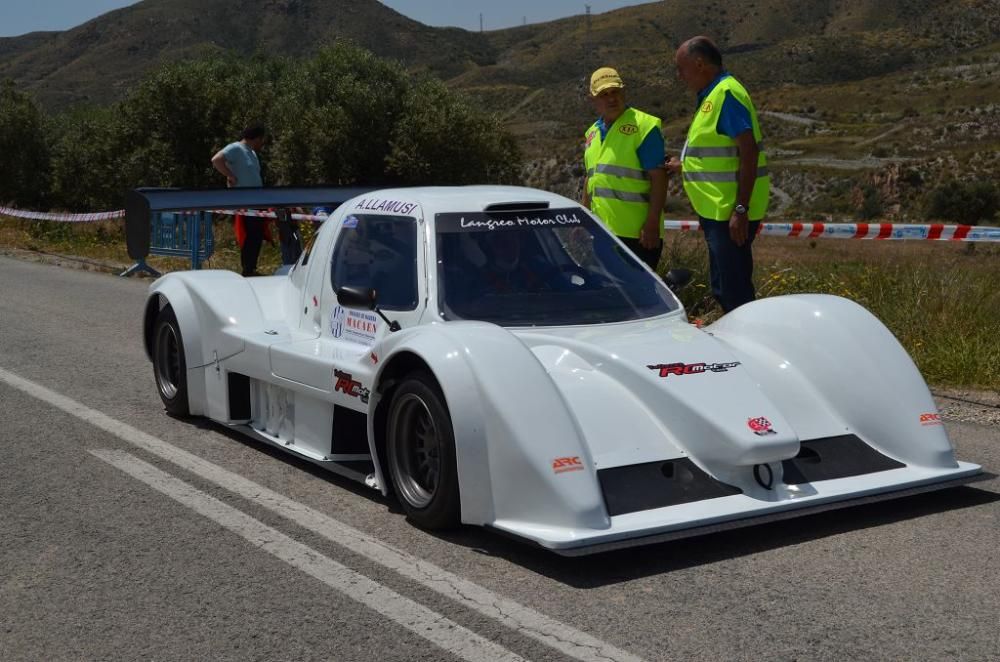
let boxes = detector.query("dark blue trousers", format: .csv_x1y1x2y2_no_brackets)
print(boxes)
699,218,761,313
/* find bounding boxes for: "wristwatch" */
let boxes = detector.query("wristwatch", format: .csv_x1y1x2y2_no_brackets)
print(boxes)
733,204,748,215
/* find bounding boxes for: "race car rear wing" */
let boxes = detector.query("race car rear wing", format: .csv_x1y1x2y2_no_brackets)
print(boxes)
125,186,376,261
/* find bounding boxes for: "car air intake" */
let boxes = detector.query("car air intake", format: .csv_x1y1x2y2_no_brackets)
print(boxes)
598,458,742,517
482,202,550,212
782,434,905,484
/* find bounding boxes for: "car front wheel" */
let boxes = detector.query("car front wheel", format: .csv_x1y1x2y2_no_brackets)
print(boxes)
153,304,190,417
386,372,460,529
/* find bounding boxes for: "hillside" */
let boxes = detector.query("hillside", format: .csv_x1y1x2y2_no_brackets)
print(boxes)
1,0,998,219
0,0,498,108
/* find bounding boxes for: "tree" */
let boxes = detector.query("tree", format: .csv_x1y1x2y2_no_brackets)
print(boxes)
385,78,521,185
0,81,50,207
925,181,1000,225
48,105,127,211
40,42,523,210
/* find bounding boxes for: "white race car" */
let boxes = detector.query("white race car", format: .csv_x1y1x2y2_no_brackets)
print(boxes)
142,185,982,554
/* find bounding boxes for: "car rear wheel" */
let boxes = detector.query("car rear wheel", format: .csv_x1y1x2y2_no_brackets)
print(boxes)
153,305,190,416
386,372,460,529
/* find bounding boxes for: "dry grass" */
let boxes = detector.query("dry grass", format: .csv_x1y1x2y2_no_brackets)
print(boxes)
667,233,1000,389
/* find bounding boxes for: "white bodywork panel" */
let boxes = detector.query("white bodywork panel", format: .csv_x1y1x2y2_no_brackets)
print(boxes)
144,185,982,554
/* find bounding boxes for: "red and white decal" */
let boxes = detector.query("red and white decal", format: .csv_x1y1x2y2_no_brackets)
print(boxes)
919,412,943,426
747,416,777,436
647,361,740,378
552,456,584,474
334,369,370,404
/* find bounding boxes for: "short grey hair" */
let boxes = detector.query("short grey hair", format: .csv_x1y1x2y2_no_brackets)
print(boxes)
687,37,723,68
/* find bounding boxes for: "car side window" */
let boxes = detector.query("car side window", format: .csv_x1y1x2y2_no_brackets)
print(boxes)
330,214,418,311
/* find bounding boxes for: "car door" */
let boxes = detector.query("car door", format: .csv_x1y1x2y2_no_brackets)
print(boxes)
320,207,426,407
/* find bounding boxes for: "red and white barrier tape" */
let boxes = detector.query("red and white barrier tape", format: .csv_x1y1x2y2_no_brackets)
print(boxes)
664,220,1000,242
0,206,124,222
3,205,996,242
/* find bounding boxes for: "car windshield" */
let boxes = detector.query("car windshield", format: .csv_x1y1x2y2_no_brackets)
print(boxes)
435,207,677,326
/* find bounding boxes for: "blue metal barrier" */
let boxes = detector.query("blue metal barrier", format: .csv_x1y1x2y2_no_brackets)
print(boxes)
121,211,215,277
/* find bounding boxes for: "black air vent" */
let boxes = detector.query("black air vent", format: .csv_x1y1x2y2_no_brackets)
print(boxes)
228,373,251,421
482,201,550,212
782,435,905,484
598,458,742,517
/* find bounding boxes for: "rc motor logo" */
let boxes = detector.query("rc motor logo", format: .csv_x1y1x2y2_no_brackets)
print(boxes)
747,416,777,436
334,369,370,404
700,100,714,114
647,361,741,378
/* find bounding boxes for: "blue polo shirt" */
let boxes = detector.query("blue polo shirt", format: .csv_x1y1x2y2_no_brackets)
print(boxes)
595,108,665,171
696,71,754,139
221,141,263,187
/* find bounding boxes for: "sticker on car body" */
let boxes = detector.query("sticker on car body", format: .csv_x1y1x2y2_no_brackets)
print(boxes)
334,369,370,404
331,307,379,346
747,417,777,436
919,413,942,426
353,198,419,215
647,361,740,378
552,456,584,474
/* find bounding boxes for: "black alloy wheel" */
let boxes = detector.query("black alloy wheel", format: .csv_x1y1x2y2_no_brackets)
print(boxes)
153,305,190,416
386,372,460,529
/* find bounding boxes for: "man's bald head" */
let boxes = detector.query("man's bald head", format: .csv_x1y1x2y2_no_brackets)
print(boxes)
675,36,723,93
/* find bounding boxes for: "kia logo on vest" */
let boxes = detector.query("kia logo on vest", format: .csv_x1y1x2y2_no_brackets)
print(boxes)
619,124,638,135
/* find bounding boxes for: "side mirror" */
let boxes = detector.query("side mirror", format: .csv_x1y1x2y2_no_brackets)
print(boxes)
335,286,402,332
336,286,377,310
664,268,692,292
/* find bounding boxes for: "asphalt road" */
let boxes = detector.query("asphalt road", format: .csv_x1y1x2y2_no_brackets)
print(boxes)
2,255,998,662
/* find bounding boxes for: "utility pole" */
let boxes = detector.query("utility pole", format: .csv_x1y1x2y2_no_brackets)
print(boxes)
585,5,593,76
480,13,484,33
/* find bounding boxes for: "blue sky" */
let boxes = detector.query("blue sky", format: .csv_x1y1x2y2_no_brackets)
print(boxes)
0,0,655,37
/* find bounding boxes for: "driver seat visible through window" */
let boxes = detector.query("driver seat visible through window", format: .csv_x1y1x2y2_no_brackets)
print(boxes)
330,214,418,310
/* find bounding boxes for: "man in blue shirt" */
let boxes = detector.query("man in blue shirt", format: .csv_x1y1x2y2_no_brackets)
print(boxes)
666,37,767,312
212,124,267,275
582,68,668,270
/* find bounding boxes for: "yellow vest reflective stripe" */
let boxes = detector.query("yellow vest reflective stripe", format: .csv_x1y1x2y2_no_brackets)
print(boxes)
682,77,769,221
584,108,661,238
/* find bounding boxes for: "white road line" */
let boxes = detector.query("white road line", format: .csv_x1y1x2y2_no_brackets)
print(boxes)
0,367,646,662
90,449,525,662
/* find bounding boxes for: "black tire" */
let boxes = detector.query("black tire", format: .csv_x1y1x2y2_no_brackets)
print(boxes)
386,372,460,529
152,305,190,417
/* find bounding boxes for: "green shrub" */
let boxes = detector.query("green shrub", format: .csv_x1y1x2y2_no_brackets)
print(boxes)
36,42,522,210
924,180,1000,225
0,81,50,207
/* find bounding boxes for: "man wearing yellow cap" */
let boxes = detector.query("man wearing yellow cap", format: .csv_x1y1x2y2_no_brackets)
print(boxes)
582,67,667,270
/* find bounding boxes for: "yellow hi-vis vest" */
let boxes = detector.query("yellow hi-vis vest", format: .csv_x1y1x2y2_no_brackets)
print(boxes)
584,107,662,238
682,76,769,221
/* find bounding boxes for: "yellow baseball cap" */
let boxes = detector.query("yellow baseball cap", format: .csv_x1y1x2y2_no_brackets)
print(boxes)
590,67,624,96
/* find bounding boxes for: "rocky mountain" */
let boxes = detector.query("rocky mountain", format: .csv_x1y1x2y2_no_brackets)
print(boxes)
0,0,496,107
2,0,998,218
